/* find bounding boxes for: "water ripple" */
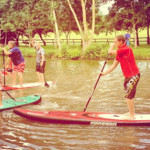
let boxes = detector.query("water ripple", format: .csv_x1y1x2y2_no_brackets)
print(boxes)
0,59,150,149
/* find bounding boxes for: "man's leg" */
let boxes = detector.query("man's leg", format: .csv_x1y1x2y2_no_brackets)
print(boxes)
18,72,23,87
36,72,42,83
39,62,45,86
126,98,135,119
12,71,17,85
40,73,45,85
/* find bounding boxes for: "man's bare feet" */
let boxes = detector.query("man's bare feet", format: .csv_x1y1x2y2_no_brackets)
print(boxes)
121,113,136,120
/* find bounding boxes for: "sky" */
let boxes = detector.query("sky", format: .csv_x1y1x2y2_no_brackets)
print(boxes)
99,1,114,15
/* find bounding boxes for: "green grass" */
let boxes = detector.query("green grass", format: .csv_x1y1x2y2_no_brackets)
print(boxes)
132,45,150,60
19,43,150,60
19,28,149,60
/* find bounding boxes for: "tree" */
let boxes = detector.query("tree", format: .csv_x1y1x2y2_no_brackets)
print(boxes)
0,0,39,46
0,0,23,45
67,0,97,53
144,0,150,44
55,1,77,44
105,0,147,48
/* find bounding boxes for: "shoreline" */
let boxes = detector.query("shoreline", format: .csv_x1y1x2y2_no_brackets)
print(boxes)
1,44,150,60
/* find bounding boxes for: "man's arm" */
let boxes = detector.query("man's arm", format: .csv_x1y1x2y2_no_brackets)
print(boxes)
108,43,117,55
5,57,11,68
2,48,11,55
101,59,119,76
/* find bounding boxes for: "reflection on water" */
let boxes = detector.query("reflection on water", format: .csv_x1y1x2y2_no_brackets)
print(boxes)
0,57,150,149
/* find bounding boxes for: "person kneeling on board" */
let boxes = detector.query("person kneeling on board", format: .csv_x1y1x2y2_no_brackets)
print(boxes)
3,41,25,88
31,39,46,87
101,35,140,120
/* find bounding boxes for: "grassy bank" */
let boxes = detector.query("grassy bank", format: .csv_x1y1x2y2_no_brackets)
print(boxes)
20,43,150,60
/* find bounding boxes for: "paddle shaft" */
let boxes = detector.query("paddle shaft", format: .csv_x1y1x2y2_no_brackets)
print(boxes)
2,49,6,86
4,91,17,101
83,55,109,112
43,73,49,88
2,46,17,102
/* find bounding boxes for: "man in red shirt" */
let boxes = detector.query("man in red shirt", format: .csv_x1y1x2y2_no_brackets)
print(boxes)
101,35,140,119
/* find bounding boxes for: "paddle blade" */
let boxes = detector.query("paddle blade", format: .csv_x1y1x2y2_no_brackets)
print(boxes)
45,82,49,88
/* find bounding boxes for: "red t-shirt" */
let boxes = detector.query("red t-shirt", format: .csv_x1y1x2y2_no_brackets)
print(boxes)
116,45,139,77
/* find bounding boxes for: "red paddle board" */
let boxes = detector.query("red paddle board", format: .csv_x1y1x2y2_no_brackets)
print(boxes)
13,109,150,126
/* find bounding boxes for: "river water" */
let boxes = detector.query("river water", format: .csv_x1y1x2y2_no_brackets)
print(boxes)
0,57,150,150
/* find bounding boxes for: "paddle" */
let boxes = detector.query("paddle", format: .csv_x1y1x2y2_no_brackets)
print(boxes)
1,45,17,102
2,47,6,86
83,54,109,112
44,75,49,88
4,90,17,101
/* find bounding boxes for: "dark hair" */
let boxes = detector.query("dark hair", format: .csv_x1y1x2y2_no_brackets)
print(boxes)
116,35,126,43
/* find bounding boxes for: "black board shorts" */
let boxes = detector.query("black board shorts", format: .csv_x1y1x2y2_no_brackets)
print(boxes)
36,61,46,73
124,73,140,99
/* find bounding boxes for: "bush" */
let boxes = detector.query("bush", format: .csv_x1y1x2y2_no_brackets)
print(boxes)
68,48,81,60
83,45,102,59
60,44,81,59
60,44,70,58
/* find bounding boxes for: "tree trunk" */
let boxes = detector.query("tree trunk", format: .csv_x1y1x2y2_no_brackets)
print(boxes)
28,20,33,47
146,0,150,45
136,27,139,46
67,0,95,53
52,7,61,50
133,23,137,48
147,24,150,44
5,33,7,45
65,32,70,45
16,35,19,47
39,33,46,46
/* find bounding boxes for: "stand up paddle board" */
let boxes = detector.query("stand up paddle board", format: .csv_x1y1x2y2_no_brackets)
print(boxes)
13,109,150,126
0,95,41,111
2,81,56,91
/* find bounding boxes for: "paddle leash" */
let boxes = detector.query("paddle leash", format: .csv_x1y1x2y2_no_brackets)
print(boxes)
83,55,109,112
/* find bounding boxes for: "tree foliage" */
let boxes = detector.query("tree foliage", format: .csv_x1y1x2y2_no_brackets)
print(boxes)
0,0,149,48
105,0,150,46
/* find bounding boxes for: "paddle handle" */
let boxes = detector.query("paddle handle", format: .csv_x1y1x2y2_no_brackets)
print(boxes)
83,55,109,112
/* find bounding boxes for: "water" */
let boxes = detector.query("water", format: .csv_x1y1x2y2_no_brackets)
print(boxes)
0,57,150,150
